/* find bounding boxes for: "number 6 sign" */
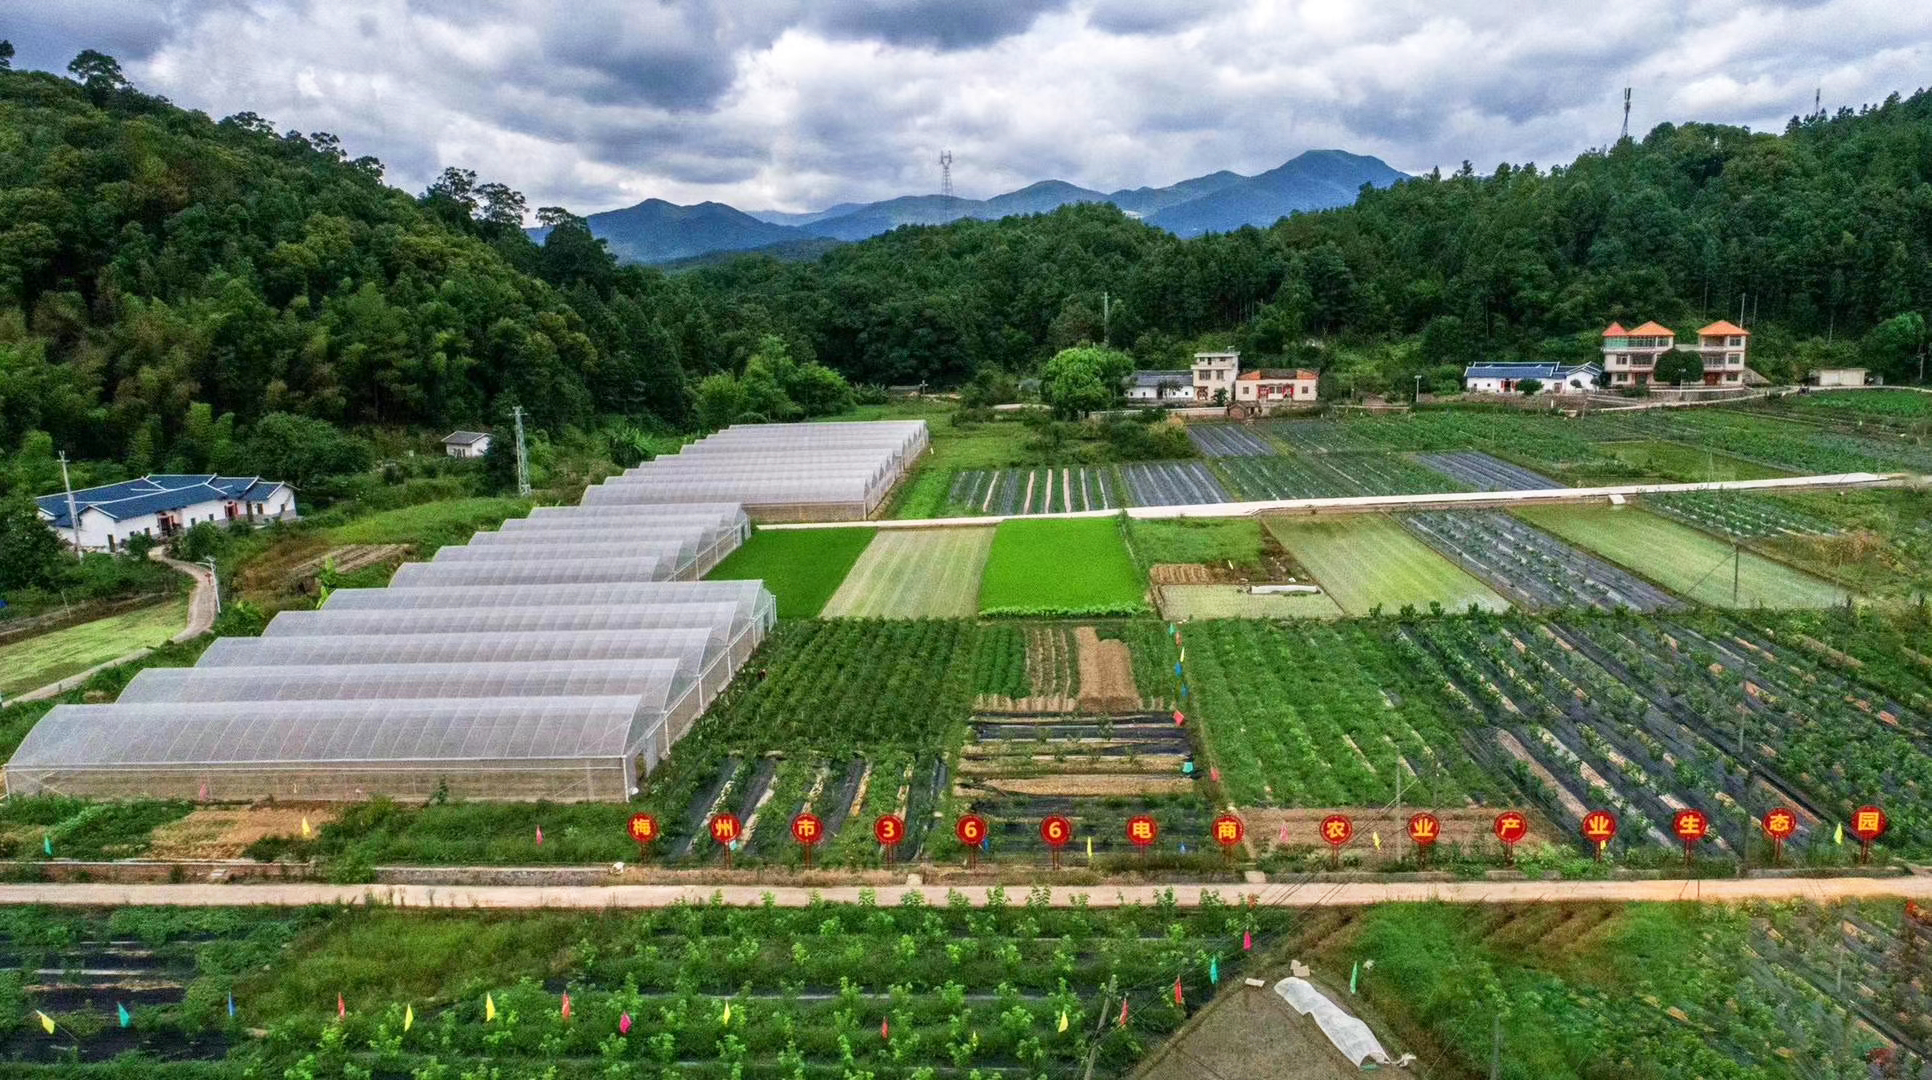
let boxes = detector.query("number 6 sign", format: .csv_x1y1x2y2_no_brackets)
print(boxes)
1041,815,1072,867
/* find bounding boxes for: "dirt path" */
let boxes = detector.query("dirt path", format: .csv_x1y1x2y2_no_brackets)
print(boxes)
0,875,1924,910
1074,626,1138,712
150,550,219,641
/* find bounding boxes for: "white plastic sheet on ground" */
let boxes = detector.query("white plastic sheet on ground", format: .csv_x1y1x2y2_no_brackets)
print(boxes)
1273,977,1403,1068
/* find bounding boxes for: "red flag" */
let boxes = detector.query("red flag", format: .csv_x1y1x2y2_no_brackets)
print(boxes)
619,1012,632,1034
536,826,544,846
337,994,345,1020
1209,766,1220,782
1243,930,1252,951
1118,996,1129,1028
1172,711,1185,727
561,992,571,1021
881,1017,890,1041
1173,977,1183,1005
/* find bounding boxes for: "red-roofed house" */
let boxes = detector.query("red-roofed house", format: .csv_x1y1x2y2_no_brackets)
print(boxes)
1691,320,1750,385
1233,368,1319,410
1601,321,1676,386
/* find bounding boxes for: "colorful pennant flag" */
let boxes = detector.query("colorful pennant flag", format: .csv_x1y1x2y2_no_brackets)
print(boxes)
1174,662,1184,677
721,1001,732,1025
1209,766,1220,782
198,781,209,802
1178,647,1185,664
227,993,236,1018
1085,836,1093,860
36,1011,54,1035
1167,622,1176,636
337,994,346,1020
1208,956,1219,984
881,1016,891,1041
1834,822,1845,845
1180,684,1189,699
1242,930,1252,952
619,1012,632,1035
300,817,313,840
561,993,572,1021
536,826,544,846
1349,961,1360,995
42,834,52,856
1173,977,1184,1005
117,1002,131,1028
1372,831,1383,852
485,993,497,1022
1118,996,1129,1028
1173,710,1185,725
1056,1008,1069,1033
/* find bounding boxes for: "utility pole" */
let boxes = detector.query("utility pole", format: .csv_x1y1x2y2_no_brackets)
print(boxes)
512,406,531,497
1414,374,1423,404
57,451,82,559
1394,750,1405,862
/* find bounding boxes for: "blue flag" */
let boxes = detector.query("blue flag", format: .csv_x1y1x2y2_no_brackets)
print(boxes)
42,834,52,856
1208,957,1219,984
227,993,236,1018
1180,684,1189,699
117,1003,131,1028
1174,662,1183,676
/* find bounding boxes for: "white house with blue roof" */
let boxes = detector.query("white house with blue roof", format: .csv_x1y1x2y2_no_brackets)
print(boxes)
1462,361,1602,396
36,475,297,553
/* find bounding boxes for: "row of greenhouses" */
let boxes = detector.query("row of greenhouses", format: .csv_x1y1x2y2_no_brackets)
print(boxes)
6,474,786,803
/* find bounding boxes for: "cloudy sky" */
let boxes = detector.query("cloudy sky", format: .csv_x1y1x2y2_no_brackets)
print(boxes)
8,1,1931,215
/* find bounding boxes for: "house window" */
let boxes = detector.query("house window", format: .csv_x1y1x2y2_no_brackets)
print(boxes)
1725,373,1739,382
1726,353,1740,364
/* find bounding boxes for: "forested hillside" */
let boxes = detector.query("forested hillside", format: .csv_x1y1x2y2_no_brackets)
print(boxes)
684,89,1932,392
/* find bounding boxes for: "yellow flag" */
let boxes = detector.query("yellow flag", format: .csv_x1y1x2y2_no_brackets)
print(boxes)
722,1001,732,1025
1178,647,1185,664
1372,831,1382,851
300,817,313,839
1834,822,1844,845
485,993,496,1022
1085,836,1093,860
403,1004,413,1032
37,1011,54,1034
1057,1009,1069,1033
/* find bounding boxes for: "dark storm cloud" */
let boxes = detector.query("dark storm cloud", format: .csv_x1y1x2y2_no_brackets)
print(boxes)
4,0,181,72
1081,0,1234,36
806,0,1069,49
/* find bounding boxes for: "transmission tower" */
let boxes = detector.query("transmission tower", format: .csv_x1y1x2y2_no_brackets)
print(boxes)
1619,88,1631,141
1814,85,1822,117
939,150,954,200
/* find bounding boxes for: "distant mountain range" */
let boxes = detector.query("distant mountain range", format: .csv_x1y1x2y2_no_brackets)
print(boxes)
536,150,1406,265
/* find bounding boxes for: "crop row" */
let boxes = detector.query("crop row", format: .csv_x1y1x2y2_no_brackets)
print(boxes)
947,467,1120,515
1643,492,1839,540
1412,451,1560,492
1399,511,1680,612
1185,425,1276,457
1120,462,1228,506
1600,410,1932,474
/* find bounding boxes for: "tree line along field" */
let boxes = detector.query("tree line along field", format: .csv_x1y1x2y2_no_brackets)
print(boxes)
3,899,1924,1080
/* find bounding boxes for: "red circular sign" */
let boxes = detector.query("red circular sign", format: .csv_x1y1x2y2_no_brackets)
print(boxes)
1492,811,1529,846
791,812,824,846
874,814,906,847
1040,815,1072,849
1210,814,1244,849
1581,810,1618,843
708,813,742,846
956,814,988,847
1761,807,1798,839
626,813,658,844
1127,815,1159,848
1851,805,1888,841
1406,812,1441,847
1318,814,1353,848
1672,809,1709,842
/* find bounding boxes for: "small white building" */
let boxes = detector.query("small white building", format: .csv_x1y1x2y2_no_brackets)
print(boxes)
442,431,493,459
1192,351,1240,403
36,475,297,553
1463,361,1601,395
1810,368,1870,388
1233,368,1319,408
1124,371,1195,405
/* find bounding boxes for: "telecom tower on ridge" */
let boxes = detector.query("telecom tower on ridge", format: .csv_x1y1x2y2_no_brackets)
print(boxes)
939,150,954,200
1620,87,1631,141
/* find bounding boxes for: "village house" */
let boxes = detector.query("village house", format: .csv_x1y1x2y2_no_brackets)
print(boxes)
1462,360,1602,395
1191,350,1240,403
1233,368,1320,407
1600,320,1750,387
36,475,297,553
442,430,493,458
1123,371,1196,405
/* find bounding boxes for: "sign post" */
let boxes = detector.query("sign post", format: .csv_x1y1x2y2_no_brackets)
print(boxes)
1041,816,1072,869
1581,810,1617,862
1850,805,1888,866
1492,811,1528,865
1406,812,1440,868
1318,814,1353,870
709,813,742,870
1127,815,1159,860
626,813,659,863
1210,814,1243,864
791,812,824,868
874,814,906,869
1672,809,1708,870
956,814,988,869
1760,807,1796,866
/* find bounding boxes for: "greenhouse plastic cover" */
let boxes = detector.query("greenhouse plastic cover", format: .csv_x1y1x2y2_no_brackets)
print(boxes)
261,603,750,641
430,537,702,566
12,696,650,769
1273,978,1398,1067
118,660,687,711
321,580,774,618
390,556,684,588
198,629,720,675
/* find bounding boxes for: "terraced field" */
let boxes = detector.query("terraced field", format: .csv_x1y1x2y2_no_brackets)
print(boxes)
1263,514,1510,616
821,527,994,617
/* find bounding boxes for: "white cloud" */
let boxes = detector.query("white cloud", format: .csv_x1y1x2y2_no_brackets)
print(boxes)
11,0,1929,214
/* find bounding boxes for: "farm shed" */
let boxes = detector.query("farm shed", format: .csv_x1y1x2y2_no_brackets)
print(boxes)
585,421,928,521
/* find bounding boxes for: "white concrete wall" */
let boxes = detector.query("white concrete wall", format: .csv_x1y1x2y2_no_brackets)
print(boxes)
446,437,491,459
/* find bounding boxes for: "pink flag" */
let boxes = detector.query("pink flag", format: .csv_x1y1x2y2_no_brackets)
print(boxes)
1242,930,1252,952
561,992,571,1021
1173,977,1183,1005
1278,824,1292,844
1118,996,1129,1028
198,782,209,802
536,826,544,846
1173,711,1185,727
337,994,346,1020
619,1013,632,1034
881,1017,890,1041
1209,767,1220,782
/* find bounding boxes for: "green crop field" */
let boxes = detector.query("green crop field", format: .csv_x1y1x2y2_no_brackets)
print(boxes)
1155,583,1343,620
821,527,994,617
1513,505,1851,608
1262,514,1510,616
1598,440,1795,483
979,517,1148,616
1125,517,1264,572
704,526,876,617
0,597,190,698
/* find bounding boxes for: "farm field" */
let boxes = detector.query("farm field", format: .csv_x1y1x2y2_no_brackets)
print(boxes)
1186,424,1276,456
1413,450,1559,491
1155,584,1343,620
980,518,1148,616
1752,488,1932,600
821,527,994,617
704,526,876,617
1270,412,1629,475
1120,461,1228,505
1642,491,1840,540
1598,439,1795,482
1124,517,1264,572
1399,511,1681,612
1262,514,1510,616
0,597,190,698
1514,505,1851,608
1604,410,1932,475
1775,388,1932,420
945,465,1120,515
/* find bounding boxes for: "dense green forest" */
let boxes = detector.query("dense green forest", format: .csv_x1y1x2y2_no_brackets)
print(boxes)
2,49,1929,502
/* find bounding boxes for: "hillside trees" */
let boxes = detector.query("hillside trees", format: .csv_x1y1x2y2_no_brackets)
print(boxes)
1041,346,1133,418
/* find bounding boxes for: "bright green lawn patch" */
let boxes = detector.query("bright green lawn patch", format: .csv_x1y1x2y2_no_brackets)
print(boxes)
1125,517,1264,572
705,526,877,617
325,496,532,549
822,527,994,618
1599,440,1794,483
1514,505,1851,608
979,517,1148,616
0,597,190,698
1262,514,1509,617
